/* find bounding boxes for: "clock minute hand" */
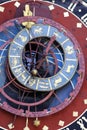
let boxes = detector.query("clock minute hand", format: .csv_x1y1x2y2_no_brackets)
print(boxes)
36,36,56,69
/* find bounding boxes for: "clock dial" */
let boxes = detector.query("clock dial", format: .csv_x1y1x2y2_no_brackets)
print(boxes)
0,16,84,119
0,0,87,130
8,20,78,91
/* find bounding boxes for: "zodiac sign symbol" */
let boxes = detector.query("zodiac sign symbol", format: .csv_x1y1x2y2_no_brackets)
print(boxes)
19,35,27,42
14,68,22,74
38,80,49,89
65,46,74,54
13,58,18,66
34,27,43,35
54,77,62,87
28,79,36,87
39,85,49,89
66,65,75,73
21,74,26,81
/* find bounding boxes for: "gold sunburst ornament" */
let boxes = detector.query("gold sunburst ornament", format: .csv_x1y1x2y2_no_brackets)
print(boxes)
33,117,40,127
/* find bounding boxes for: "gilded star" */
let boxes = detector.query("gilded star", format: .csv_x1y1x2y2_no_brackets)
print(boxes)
34,118,40,127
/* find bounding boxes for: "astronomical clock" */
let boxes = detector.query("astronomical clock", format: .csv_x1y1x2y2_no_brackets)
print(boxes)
0,0,87,130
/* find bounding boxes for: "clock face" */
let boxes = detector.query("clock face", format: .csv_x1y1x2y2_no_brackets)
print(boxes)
8,19,78,91
0,0,87,130
0,16,84,118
